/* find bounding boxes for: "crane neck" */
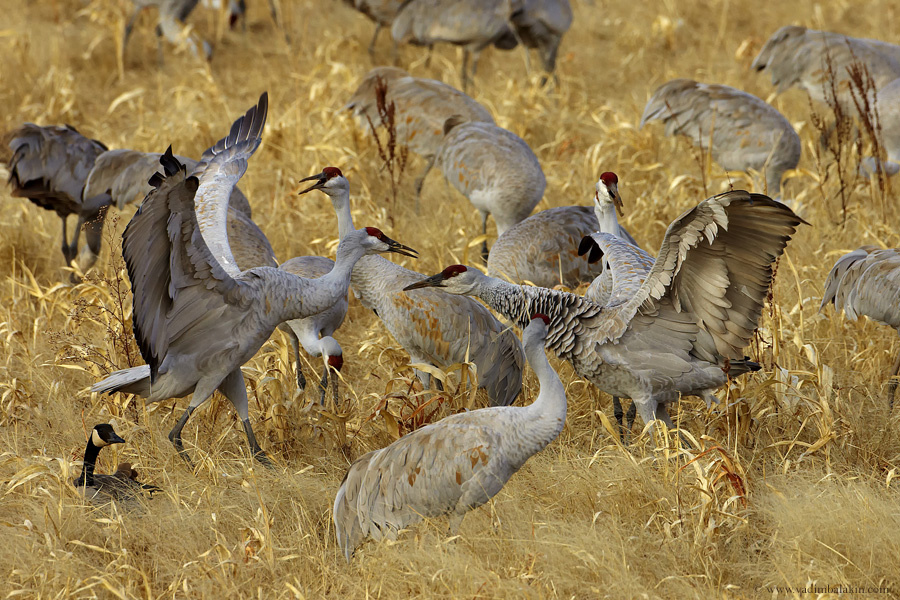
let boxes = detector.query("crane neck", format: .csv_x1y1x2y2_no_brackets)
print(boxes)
594,202,620,236
329,189,356,240
522,336,567,425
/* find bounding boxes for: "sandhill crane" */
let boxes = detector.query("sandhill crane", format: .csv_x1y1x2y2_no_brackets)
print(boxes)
751,26,900,121
344,67,494,202
862,78,900,177
91,94,418,465
277,256,347,404
510,0,572,83
405,191,805,436
6,124,109,280
435,117,546,260
342,0,406,55
124,0,213,64
821,246,900,408
486,172,636,289
391,0,519,91
73,424,160,502
333,314,564,560
640,79,801,198
298,167,525,408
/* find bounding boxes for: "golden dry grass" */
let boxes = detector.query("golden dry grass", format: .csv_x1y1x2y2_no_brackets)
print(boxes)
1,0,900,598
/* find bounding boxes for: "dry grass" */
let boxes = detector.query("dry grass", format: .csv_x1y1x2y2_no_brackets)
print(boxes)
2,0,900,598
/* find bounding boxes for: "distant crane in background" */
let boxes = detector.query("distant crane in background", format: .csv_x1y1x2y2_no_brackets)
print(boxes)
641,79,801,198
341,0,406,56
821,246,900,409
333,314,565,561
124,0,213,64
344,66,494,203
435,117,546,260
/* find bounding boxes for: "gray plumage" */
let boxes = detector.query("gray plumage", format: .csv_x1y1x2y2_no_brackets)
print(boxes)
405,191,806,435
344,67,494,201
751,26,900,119
821,246,900,407
510,0,572,80
91,95,417,465
6,124,109,278
641,79,801,198
436,118,546,259
342,0,406,54
299,168,525,408
124,0,213,64
333,315,565,560
391,0,519,91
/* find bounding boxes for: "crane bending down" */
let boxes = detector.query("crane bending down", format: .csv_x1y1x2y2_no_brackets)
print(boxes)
405,191,806,435
640,79,801,199
821,246,900,408
124,0,213,64
333,314,565,561
435,117,546,260
91,94,417,465
487,172,636,289
344,67,494,205
6,124,109,280
341,0,406,55
298,167,525,408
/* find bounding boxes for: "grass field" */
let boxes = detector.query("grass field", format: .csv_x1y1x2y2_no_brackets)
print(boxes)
1,0,899,598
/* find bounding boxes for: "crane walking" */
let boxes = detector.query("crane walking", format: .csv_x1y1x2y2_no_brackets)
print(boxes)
92,94,417,465
405,191,805,437
333,314,565,560
821,246,900,408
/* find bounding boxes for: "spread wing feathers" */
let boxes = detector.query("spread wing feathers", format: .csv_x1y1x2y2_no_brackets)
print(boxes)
227,209,278,270
7,123,107,215
123,149,245,380
334,416,508,558
191,92,268,279
621,191,805,362
829,248,900,327
83,148,254,215
279,255,335,279
580,233,654,307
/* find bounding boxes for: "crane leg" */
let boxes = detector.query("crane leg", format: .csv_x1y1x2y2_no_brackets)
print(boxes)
368,24,381,57
461,49,470,92
480,211,490,263
612,396,625,441
60,216,75,265
123,7,141,56
626,400,637,432
414,155,436,213
282,326,306,391
155,26,165,67
218,369,273,466
887,348,900,410
425,44,434,69
75,210,105,279
318,365,329,406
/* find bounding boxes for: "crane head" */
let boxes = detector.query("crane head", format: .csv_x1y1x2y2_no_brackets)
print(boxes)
595,172,624,217
299,167,345,195
403,264,482,293
531,313,550,325
362,227,419,258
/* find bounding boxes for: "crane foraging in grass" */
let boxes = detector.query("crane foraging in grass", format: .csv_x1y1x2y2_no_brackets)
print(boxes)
405,191,806,437
298,167,525,408
124,0,213,64
640,79,801,198
821,246,900,408
333,314,565,561
91,94,418,466
344,66,494,205
6,124,109,281
435,117,546,261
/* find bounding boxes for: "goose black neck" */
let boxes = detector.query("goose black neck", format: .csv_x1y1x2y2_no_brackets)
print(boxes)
76,438,100,487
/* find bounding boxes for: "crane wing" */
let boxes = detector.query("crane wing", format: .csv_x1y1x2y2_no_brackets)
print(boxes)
123,149,247,381
191,93,268,279
579,232,654,307
618,191,805,363
846,249,900,325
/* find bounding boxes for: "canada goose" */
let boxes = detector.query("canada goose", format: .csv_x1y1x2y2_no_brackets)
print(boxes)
72,424,159,502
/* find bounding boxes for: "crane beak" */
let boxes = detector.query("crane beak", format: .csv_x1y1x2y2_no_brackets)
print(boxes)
298,172,327,195
382,235,419,258
610,185,625,217
402,273,444,291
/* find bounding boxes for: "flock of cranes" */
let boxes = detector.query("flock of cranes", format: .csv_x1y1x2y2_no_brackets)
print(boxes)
6,2,900,562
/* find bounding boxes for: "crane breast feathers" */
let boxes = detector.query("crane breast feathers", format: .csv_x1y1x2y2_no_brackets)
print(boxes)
622,191,805,361
192,93,268,280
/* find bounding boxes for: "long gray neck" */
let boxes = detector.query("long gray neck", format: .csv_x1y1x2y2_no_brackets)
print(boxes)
474,277,552,329
522,336,567,426
330,190,355,240
594,201,620,235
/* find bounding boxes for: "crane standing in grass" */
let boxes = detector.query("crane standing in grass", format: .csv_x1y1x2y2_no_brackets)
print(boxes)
821,246,900,409
640,79,801,198
435,117,546,260
298,167,525,408
344,67,494,204
91,95,418,465
342,0,406,55
405,191,805,436
124,0,213,64
333,314,565,561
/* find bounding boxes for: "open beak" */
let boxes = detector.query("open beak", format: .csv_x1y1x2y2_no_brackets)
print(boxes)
610,185,624,217
402,272,444,291
381,235,419,258
298,171,328,195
